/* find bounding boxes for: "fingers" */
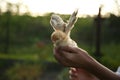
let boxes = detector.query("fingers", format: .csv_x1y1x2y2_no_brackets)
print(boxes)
54,47,71,66
69,68,78,80
54,46,91,68
54,46,76,60
54,46,80,67
58,46,88,55
59,46,78,53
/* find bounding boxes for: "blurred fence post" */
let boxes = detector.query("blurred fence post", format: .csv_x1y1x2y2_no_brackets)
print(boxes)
94,6,103,59
4,3,12,53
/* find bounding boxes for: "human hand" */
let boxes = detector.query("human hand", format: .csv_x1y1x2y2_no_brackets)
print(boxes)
54,46,120,80
54,46,94,69
69,68,99,80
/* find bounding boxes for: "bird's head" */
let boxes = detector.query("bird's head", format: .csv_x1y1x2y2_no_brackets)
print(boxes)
51,30,66,44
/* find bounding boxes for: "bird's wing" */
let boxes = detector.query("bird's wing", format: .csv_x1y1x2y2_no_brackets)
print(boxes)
50,14,66,31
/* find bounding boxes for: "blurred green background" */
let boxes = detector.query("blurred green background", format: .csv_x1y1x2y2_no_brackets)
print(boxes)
0,1,120,80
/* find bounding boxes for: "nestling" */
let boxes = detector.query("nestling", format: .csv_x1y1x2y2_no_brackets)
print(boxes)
50,9,78,47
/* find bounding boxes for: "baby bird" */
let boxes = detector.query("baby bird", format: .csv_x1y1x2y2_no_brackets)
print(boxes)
50,9,78,47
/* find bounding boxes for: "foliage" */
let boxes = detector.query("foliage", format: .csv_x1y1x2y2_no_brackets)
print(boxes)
0,44,55,62
57,68,69,80
6,63,42,80
102,14,120,43
100,43,120,71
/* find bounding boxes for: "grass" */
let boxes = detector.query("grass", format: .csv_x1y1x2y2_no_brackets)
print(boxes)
100,43,120,70
0,43,55,62
0,42,120,70
0,53,39,61
0,42,120,80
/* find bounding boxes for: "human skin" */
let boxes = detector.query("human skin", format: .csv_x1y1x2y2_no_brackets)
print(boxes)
54,46,120,80
69,67,99,80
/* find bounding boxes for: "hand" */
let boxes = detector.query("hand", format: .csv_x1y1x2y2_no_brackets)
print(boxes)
69,68,99,80
54,46,94,69
54,46,120,80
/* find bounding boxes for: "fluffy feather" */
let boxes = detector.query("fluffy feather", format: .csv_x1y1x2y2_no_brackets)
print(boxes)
50,9,78,47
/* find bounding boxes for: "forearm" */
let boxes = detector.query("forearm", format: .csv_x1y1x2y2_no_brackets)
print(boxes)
87,58,120,80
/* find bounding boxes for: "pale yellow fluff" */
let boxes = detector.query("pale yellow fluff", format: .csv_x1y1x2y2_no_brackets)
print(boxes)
50,9,78,47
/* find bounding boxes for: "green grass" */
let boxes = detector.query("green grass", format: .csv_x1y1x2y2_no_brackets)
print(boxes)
0,53,39,61
0,43,120,70
0,43,56,62
100,43,120,70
